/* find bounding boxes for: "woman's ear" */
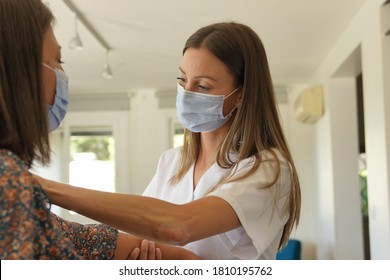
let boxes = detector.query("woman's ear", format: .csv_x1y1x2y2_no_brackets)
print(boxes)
236,89,243,107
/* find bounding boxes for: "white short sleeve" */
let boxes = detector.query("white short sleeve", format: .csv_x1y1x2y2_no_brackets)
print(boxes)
208,151,291,257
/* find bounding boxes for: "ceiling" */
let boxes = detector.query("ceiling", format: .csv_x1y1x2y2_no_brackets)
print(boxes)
44,0,366,95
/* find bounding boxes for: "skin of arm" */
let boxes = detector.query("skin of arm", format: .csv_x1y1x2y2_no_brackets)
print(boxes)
114,232,201,260
34,175,240,246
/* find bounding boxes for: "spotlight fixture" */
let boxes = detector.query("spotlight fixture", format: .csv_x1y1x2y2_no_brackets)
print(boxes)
64,0,114,79
69,14,83,50
102,50,113,79
102,64,113,79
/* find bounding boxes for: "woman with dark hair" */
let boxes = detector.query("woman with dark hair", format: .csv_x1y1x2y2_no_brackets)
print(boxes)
38,21,301,260
0,0,199,260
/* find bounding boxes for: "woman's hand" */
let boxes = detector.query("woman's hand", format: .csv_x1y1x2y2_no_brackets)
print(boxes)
127,239,162,260
30,172,48,186
115,232,200,260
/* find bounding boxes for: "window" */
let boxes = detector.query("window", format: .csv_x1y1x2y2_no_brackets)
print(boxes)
34,111,129,224
69,127,116,193
173,123,184,148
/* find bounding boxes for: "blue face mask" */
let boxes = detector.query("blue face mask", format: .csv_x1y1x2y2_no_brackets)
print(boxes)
176,84,240,133
42,63,69,132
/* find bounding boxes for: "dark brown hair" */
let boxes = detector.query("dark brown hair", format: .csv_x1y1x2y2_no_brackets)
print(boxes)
172,22,301,249
0,0,54,167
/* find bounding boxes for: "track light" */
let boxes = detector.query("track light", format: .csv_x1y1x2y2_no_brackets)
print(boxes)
69,15,83,50
102,64,113,79
64,0,114,79
102,50,113,79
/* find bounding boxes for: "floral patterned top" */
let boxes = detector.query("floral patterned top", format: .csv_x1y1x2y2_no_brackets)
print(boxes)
0,149,119,260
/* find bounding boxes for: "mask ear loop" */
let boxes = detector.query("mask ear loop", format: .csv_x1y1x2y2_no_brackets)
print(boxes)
224,106,238,119
223,86,242,119
223,86,241,100
42,63,55,71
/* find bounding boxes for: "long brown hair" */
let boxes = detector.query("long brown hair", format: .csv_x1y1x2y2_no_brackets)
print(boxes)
0,0,54,167
171,22,301,249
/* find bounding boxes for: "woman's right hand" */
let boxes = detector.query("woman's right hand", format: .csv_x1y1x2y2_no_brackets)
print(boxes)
127,239,162,260
30,172,48,186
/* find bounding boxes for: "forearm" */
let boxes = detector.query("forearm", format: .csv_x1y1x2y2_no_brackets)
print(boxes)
42,179,190,244
36,176,240,246
156,243,202,260
115,232,202,260
114,232,142,259
53,213,118,259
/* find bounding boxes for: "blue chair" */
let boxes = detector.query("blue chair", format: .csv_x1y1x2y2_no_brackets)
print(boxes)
276,239,302,260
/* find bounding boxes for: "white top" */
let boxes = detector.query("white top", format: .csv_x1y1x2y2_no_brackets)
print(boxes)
143,147,291,259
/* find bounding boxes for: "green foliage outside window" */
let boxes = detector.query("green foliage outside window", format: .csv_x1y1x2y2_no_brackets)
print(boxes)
70,136,114,161
359,169,368,216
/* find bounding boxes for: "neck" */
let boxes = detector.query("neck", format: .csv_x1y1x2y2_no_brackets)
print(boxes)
197,129,227,165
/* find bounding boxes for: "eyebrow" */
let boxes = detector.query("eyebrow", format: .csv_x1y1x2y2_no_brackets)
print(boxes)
178,67,218,82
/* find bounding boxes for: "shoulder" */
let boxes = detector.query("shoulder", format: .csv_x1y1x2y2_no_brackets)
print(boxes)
158,147,182,164
258,148,288,165
208,149,291,257
150,146,183,175
0,149,25,174
0,149,47,202
260,149,290,172
234,148,290,178
0,149,47,204
212,149,292,202
161,146,182,157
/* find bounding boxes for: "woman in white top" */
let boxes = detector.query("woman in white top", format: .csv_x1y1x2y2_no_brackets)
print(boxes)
37,22,301,259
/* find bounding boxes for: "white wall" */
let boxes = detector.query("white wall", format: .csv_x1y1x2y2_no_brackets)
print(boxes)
328,78,363,259
127,90,177,195
295,0,390,259
283,85,323,260
291,79,364,260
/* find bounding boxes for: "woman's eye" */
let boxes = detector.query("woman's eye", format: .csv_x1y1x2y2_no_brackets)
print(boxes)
176,77,186,86
198,85,209,91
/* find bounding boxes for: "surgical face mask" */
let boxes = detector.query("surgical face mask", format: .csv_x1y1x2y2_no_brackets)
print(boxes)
176,84,240,133
42,63,69,132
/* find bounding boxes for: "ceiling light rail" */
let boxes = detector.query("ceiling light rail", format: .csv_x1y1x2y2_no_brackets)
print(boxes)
63,0,113,79
384,0,390,36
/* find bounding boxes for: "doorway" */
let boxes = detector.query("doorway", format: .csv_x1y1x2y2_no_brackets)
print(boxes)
356,73,370,259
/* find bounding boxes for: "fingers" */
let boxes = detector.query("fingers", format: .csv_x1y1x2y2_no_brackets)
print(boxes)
147,240,156,260
156,248,162,260
138,239,148,260
127,247,140,260
132,239,162,260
